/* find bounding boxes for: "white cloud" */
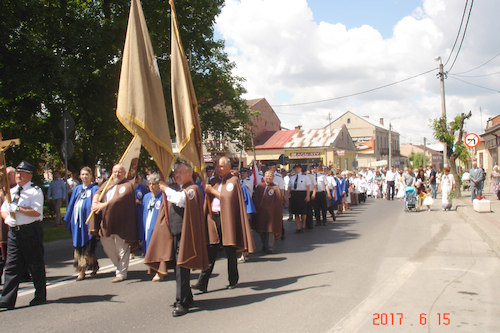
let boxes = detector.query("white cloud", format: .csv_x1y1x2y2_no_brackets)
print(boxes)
216,0,500,143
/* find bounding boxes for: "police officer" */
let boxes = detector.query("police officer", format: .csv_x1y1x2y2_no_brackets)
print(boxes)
285,164,311,234
305,164,318,229
0,161,46,309
314,166,330,225
205,165,215,183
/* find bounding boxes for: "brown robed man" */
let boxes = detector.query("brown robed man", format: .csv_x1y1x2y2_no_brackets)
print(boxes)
144,163,208,317
252,171,283,254
192,157,255,293
90,164,139,283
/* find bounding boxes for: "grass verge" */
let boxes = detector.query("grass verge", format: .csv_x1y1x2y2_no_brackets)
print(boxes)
44,226,72,243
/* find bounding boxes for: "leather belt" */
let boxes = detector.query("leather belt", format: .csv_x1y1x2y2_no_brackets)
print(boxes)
10,221,39,232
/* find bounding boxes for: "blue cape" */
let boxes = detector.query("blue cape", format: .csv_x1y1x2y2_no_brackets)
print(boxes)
141,191,163,254
64,184,98,248
241,184,256,214
135,184,149,242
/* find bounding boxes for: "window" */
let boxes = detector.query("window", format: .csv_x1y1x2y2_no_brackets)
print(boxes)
347,118,351,124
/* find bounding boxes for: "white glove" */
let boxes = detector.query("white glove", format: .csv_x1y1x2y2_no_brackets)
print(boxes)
8,202,18,213
4,216,16,227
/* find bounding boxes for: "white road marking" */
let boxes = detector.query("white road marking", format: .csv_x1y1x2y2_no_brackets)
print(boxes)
16,258,146,298
328,261,421,333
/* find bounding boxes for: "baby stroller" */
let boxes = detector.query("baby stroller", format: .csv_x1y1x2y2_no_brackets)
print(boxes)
404,186,417,212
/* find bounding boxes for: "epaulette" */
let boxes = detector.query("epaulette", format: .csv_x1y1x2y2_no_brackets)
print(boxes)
34,185,41,190
274,173,282,178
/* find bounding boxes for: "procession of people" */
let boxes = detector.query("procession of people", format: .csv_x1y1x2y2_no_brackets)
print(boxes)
0,155,492,315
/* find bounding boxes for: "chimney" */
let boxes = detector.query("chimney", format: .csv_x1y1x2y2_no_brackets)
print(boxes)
363,116,369,119
380,118,384,126
295,125,302,130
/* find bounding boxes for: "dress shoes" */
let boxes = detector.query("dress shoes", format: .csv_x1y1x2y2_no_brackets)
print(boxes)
152,273,164,282
191,283,207,293
0,302,14,310
111,276,125,283
294,229,303,234
227,284,238,290
29,298,47,306
172,305,189,317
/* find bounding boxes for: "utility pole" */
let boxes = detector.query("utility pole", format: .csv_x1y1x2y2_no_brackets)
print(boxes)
423,137,427,168
436,56,448,166
327,112,332,131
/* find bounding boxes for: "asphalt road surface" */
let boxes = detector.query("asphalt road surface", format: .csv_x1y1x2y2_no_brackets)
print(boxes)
2,198,500,332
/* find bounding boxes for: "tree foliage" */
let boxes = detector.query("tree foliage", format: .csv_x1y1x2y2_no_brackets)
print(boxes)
0,0,250,176
430,111,472,197
408,151,430,170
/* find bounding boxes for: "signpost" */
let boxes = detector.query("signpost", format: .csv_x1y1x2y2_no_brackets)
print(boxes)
464,133,479,148
59,111,75,202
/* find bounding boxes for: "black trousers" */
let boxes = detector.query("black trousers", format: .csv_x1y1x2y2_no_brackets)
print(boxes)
196,214,238,288
1,222,46,307
173,233,192,307
314,191,327,224
387,181,395,200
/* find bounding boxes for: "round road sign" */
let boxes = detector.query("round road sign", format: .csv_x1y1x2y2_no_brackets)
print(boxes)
464,133,480,148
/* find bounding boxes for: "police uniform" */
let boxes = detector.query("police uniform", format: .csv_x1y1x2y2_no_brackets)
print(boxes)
288,169,311,216
0,161,46,309
205,166,215,184
314,170,328,225
305,167,318,229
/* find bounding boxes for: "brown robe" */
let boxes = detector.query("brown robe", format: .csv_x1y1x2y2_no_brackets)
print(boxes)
144,182,209,275
88,179,139,249
252,182,283,235
206,174,256,253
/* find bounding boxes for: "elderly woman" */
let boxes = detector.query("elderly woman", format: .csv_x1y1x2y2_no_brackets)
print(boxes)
252,171,282,254
490,165,500,200
64,167,99,281
440,167,455,210
140,172,164,281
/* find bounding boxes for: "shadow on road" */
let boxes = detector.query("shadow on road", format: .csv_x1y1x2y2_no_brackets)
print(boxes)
51,294,120,304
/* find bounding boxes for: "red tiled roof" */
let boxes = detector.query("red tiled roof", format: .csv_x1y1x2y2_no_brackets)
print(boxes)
254,130,298,149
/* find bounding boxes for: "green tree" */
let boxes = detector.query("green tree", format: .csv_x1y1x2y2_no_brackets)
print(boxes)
430,111,471,197
408,151,430,170
0,0,251,176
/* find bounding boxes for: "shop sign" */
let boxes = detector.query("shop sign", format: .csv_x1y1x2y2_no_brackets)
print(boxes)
290,152,321,158
334,150,345,156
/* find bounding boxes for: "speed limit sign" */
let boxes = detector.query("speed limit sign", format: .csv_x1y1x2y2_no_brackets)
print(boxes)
464,133,479,148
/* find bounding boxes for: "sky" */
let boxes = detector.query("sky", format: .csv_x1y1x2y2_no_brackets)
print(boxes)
214,0,500,145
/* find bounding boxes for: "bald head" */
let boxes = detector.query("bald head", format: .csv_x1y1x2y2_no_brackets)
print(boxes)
112,164,126,183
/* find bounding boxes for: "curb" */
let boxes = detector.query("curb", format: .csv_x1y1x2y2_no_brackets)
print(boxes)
456,204,500,258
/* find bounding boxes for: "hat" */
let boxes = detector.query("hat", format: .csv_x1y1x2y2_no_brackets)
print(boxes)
231,164,239,170
293,163,302,169
266,161,276,167
311,164,319,169
240,167,249,173
206,165,214,172
16,161,36,174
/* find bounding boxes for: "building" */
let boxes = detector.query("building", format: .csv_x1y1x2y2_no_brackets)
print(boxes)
400,143,443,170
249,126,357,170
477,115,500,172
324,111,401,168
202,97,280,166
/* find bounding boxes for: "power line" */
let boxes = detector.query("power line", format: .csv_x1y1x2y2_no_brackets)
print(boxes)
450,51,500,75
271,68,437,108
443,0,469,67
447,0,475,73
449,70,500,78
448,75,500,93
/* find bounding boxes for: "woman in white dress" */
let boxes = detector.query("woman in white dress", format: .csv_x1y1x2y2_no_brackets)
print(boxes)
440,167,455,210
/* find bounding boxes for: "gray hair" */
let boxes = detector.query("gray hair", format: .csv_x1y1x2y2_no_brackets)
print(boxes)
264,170,274,178
178,162,193,174
147,172,161,183
219,156,231,166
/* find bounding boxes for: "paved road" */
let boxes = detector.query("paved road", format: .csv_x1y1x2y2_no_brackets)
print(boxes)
2,197,500,332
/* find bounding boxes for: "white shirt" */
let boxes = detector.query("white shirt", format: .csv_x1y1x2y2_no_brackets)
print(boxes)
164,186,186,208
386,170,398,182
1,182,43,226
316,173,328,192
326,175,337,189
307,173,317,188
284,175,290,191
273,171,285,190
288,173,311,191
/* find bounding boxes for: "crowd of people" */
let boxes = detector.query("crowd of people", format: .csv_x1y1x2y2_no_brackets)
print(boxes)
0,157,495,315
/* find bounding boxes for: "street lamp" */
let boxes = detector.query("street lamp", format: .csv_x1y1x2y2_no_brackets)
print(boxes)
435,56,448,166
388,116,401,168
